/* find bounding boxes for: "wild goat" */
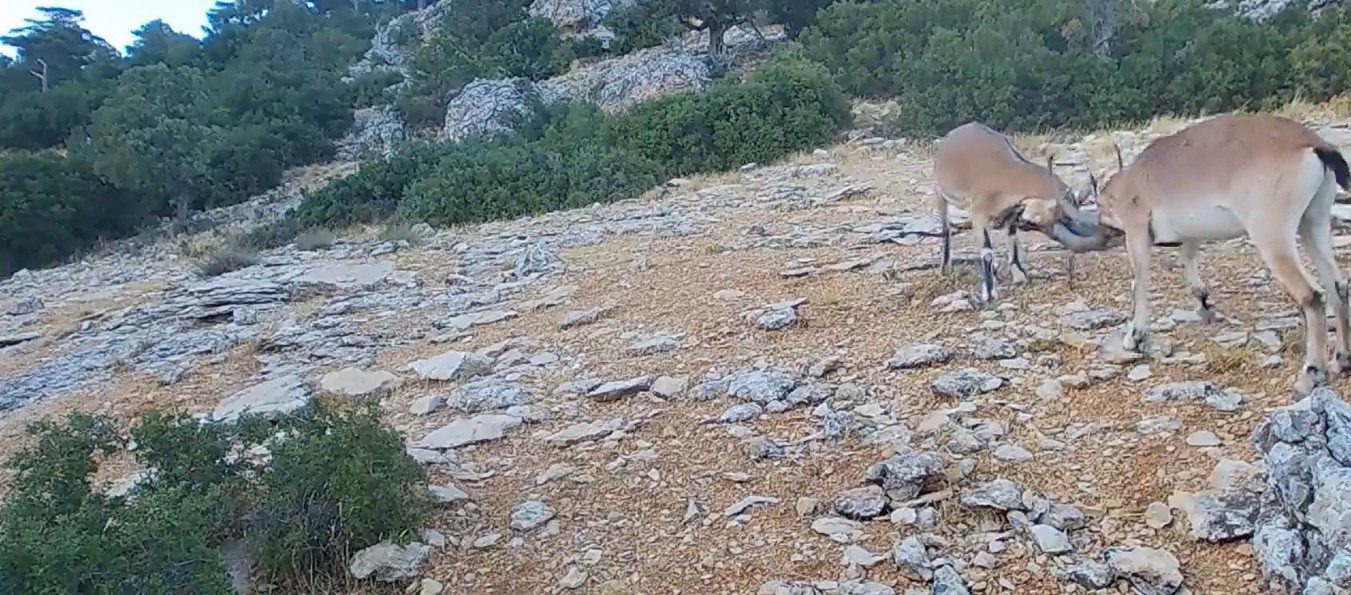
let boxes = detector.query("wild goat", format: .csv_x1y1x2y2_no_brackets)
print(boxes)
933,122,1107,303
1091,113,1351,394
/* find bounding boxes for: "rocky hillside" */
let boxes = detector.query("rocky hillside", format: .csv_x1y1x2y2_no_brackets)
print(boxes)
2,106,1350,594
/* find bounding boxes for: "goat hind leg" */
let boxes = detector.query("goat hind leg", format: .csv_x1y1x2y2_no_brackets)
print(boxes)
1255,234,1329,395
1007,227,1028,284
1301,215,1351,375
1122,232,1152,352
1179,241,1216,324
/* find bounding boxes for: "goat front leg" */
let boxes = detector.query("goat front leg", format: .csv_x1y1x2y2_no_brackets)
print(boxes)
1007,227,1028,284
1179,241,1216,324
1122,232,1152,352
974,215,998,305
937,194,953,274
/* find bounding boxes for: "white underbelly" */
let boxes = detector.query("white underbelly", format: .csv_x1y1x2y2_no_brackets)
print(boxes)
1151,203,1246,243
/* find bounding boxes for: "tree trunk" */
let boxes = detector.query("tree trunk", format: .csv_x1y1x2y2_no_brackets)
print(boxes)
1086,0,1118,57
28,59,48,93
707,18,727,57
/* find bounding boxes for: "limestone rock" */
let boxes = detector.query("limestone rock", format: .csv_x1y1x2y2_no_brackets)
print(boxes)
407,351,492,382
319,367,399,399
210,375,312,423
415,414,523,449
349,541,430,581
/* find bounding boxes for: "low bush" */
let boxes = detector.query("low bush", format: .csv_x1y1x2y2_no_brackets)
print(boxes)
294,227,337,251
801,0,1351,134
0,402,428,593
300,54,850,228
610,51,852,175
196,246,260,277
234,218,305,251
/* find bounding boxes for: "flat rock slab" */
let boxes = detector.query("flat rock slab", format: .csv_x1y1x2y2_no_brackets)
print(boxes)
296,261,394,289
439,310,518,331
415,414,523,449
210,375,312,423
889,344,953,369
586,377,651,402
407,351,492,382
319,367,399,398
0,332,41,347
349,540,430,582
931,368,1003,398
546,418,624,445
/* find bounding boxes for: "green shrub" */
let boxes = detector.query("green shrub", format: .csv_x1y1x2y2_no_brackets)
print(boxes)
294,227,337,250
196,246,260,277
250,403,429,581
611,53,851,174
302,54,849,228
234,218,305,251
603,0,685,54
803,0,1351,134
296,139,455,226
378,221,425,243
0,403,428,593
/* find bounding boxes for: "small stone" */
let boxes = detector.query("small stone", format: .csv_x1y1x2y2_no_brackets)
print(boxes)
1105,547,1183,595
720,403,763,423
560,566,587,589
586,377,652,402
349,541,430,581
561,308,604,329
961,479,1024,511
1136,416,1182,435
1029,524,1072,554
1186,430,1222,447
842,544,885,567
651,376,688,398
319,367,399,399
1036,379,1064,401
812,516,864,542
756,307,799,331
892,536,932,581
993,444,1033,462
930,565,970,595
1127,364,1151,382
420,579,445,595
796,497,821,517
407,351,492,382
834,485,889,520
409,394,444,416
510,500,555,532
725,495,779,517
428,484,469,504
888,344,953,369
1145,502,1173,529
930,368,1003,398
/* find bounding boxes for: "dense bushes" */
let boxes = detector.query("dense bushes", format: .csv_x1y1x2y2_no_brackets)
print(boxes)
0,402,428,593
0,3,383,277
0,152,133,277
299,54,850,227
802,0,1351,134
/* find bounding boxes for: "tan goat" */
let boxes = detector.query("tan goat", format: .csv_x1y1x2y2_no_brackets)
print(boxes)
933,122,1108,303
1092,113,1351,394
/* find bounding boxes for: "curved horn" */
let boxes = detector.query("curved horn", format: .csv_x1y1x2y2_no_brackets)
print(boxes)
1112,142,1124,170
1088,170,1099,194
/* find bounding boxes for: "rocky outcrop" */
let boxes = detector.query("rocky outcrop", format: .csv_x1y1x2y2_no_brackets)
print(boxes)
336,106,407,160
1249,386,1351,593
537,45,710,113
1225,0,1348,20
443,78,533,142
529,0,622,31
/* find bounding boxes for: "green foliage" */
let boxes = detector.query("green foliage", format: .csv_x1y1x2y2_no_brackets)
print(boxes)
603,0,685,53
303,54,848,228
294,228,337,251
196,246,260,277
0,403,428,593
0,152,132,277
802,0,1351,134
396,0,575,128
234,218,305,251
251,403,428,581
611,53,851,174
0,0,382,278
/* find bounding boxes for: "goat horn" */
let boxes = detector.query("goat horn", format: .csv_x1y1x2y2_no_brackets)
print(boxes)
1112,142,1124,170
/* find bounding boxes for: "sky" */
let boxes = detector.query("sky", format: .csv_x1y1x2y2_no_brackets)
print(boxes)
0,0,217,56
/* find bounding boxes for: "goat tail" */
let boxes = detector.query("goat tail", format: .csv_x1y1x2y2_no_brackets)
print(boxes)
1314,146,1350,190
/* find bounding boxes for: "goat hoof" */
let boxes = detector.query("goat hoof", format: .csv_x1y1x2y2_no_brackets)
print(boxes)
1334,352,1351,376
1122,327,1146,352
1198,308,1217,325
1011,269,1029,285
1296,365,1329,396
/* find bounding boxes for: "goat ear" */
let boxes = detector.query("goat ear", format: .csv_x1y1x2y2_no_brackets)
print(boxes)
1046,154,1055,171
1088,171,1099,193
